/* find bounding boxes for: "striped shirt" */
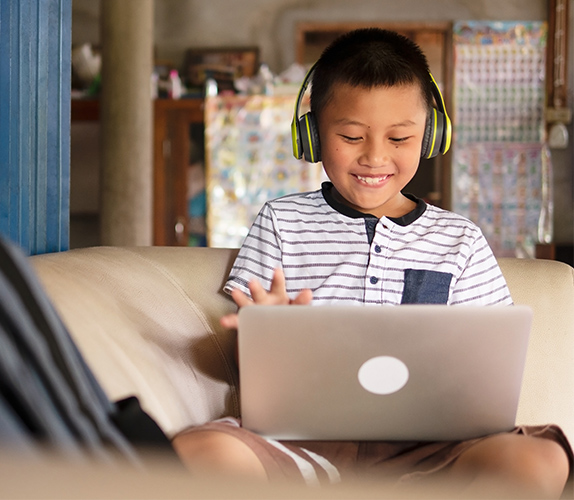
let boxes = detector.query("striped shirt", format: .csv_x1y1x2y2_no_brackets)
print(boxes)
225,182,513,306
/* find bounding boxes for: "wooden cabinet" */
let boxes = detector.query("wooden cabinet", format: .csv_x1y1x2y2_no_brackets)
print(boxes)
71,98,205,247
153,99,205,246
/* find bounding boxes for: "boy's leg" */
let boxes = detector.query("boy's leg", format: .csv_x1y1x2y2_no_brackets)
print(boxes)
172,428,267,480
171,419,342,484
172,420,572,497
446,433,570,498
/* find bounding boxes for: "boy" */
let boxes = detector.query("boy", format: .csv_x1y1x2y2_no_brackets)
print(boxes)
173,29,572,497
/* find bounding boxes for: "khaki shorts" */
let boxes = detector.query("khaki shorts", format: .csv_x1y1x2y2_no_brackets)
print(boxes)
184,417,573,487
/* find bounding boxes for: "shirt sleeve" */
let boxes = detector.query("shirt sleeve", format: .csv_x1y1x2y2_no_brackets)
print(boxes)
224,202,283,298
449,230,514,306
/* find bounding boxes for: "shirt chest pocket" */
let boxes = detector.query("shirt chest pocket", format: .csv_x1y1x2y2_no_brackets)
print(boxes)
401,269,453,305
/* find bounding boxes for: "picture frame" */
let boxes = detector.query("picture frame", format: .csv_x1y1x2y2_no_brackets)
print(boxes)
183,46,260,92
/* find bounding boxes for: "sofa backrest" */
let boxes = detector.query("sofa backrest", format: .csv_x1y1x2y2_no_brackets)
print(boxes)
31,248,573,444
32,247,240,438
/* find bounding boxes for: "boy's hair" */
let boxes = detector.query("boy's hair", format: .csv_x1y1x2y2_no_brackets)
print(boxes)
310,28,433,119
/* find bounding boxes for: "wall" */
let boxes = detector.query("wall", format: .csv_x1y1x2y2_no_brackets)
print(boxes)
73,0,546,73
71,0,573,247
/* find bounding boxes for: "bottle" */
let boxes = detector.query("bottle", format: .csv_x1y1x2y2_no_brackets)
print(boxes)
538,145,554,245
258,63,274,95
150,71,158,99
205,78,218,97
168,70,182,99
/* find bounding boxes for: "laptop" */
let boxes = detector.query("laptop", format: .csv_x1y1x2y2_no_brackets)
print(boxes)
237,305,532,441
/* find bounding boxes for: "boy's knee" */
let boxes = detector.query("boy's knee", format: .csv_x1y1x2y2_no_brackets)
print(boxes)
171,429,267,480
452,434,569,498
531,437,570,495
506,435,568,488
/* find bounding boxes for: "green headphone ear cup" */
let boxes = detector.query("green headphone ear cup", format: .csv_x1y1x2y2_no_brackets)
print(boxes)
421,111,436,159
298,112,321,163
421,108,446,159
425,73,451,158
433,111,445,155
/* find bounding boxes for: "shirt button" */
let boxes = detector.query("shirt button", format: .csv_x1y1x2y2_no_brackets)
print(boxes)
374,245,381,253
370,276,379,285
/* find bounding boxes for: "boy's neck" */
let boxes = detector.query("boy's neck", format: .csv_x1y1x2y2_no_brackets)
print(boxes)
324,182,418,220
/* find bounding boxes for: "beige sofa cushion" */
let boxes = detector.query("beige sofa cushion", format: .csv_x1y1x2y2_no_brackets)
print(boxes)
32,246,239,438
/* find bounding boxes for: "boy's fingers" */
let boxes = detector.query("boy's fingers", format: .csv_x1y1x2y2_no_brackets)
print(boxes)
220,313,239,330
269,268,287,297
248,279,269,303
239,269,306,307
230,287,253,308
292,288,313,305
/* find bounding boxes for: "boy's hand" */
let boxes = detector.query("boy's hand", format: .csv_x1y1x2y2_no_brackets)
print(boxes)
220,268,312,330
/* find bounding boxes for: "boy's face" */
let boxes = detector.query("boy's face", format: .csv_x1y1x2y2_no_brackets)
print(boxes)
317,82,427,218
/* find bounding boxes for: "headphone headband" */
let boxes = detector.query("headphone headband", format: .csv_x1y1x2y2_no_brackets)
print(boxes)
291,64,451,162
291,63,317,160
428,73,452,156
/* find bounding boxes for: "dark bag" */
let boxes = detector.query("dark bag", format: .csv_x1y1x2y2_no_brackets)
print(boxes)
0,238,177,465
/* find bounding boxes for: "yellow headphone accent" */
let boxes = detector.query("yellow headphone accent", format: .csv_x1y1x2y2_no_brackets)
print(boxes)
292,65,452,163
291,63,317,161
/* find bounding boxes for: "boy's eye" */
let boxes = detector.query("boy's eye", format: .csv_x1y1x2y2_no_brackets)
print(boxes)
340,134,361,142
390,137,409,143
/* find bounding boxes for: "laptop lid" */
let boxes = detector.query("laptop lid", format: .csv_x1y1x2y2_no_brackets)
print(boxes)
238,305,532,441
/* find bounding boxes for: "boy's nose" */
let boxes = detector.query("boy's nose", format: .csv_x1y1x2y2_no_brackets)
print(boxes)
359,140,390,167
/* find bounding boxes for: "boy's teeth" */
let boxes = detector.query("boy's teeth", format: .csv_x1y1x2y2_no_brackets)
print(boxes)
357,175,388,185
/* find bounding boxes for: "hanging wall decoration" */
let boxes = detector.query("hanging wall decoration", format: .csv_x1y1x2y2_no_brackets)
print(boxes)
452,21,549,257
205,94,324,248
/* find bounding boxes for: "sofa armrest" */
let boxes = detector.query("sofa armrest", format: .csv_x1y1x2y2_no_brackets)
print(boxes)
498,258,574,445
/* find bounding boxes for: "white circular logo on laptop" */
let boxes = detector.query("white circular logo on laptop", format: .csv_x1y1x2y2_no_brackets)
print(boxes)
358,356,409,395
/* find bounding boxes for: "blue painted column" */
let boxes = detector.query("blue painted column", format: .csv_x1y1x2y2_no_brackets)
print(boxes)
0,0,71,255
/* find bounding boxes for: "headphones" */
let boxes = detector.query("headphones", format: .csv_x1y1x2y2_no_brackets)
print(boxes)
291,64,452,163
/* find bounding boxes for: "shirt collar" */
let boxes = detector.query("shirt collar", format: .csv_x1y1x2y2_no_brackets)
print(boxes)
321,181,427,227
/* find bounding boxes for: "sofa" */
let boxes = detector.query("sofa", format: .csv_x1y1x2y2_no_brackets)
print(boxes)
18,246,574,496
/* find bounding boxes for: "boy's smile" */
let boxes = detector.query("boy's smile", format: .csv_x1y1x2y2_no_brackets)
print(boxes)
318,83,428,219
